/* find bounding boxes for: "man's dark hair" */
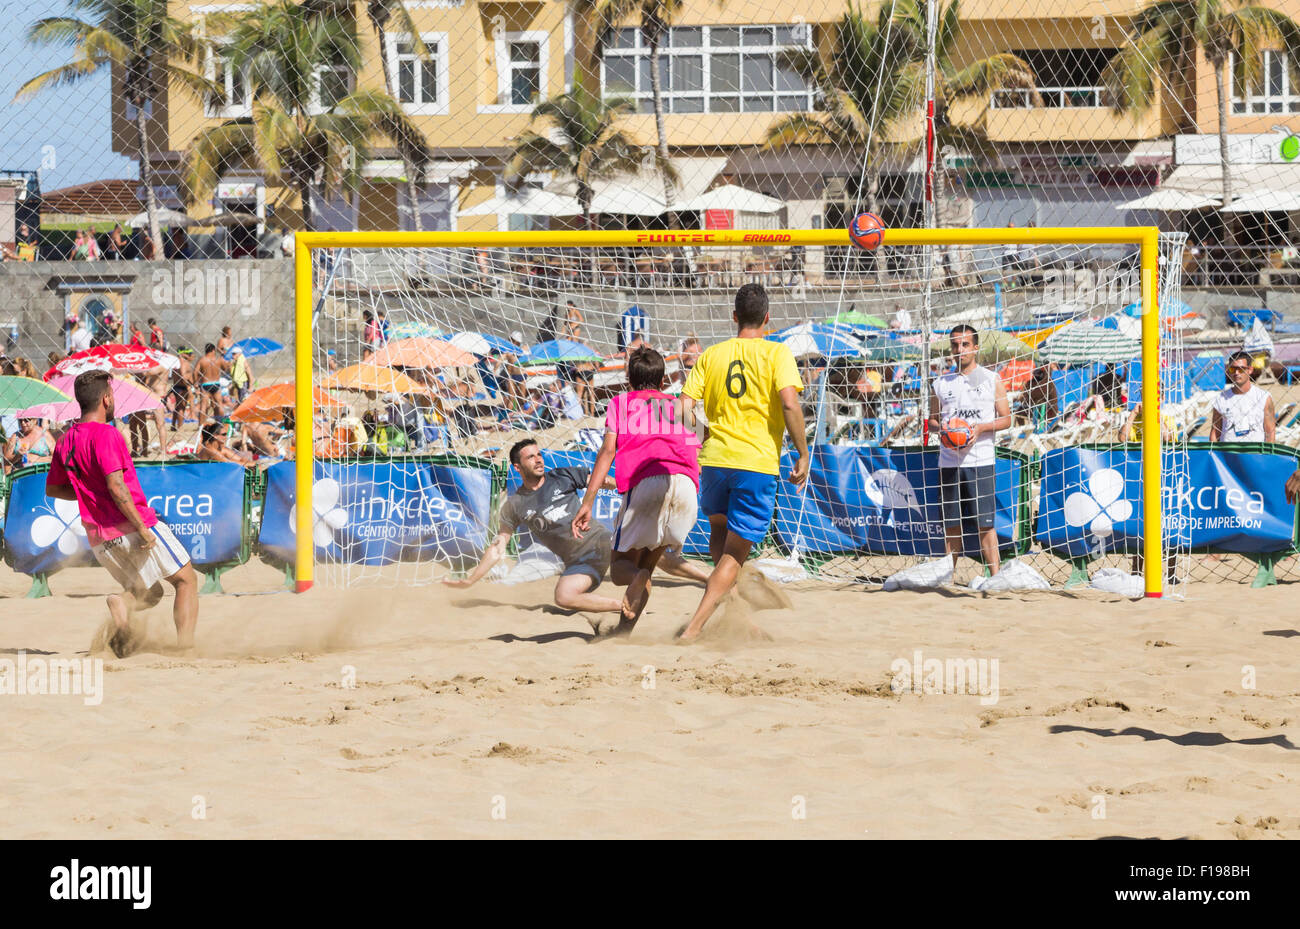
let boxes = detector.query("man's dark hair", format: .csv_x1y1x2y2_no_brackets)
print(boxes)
201,424,222,445
1228,349,1253,368
734,283,769,329
950,324,979,344
204,342,216,354
147,317,157,326
74,370,113,414
509,437,539,467
627,346,666,391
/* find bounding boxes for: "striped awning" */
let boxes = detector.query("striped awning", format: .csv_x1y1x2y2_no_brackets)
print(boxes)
1039,324,1140,365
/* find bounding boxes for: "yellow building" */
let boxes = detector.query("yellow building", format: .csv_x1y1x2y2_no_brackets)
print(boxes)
112,0,1300,249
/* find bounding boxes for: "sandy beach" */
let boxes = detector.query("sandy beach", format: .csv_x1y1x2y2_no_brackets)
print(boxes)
2,559,1297,839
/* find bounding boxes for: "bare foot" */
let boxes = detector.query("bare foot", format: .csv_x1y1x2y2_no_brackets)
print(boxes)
621,569,652,625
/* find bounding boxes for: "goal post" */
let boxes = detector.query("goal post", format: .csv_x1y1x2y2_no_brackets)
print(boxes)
291,226,1166,597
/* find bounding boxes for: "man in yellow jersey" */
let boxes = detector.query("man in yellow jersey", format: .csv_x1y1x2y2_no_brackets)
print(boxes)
679,283,809,640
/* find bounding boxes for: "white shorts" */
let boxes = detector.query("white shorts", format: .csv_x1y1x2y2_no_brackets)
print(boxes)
92,523,190,593
613,473,698,553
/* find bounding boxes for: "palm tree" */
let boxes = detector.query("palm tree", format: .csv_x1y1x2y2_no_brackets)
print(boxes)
1102,0,1300,243
570,0,604,100
504,83,662,276
308,0,434,229
15,0,216,256
763,3,925,280
892,0,1038,232
595,0,692,210
505,84,660,228
185,0,424,229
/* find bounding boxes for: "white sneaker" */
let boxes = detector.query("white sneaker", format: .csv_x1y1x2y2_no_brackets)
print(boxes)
883,556,954,591
969,574,987,591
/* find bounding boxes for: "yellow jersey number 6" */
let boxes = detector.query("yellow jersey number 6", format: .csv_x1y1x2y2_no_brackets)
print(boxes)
726,359,747,399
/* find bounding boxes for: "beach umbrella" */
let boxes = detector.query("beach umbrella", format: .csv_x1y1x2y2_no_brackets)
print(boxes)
1039,324,1140,365
448,331,519,356
998,359,1036,391
828,309,888,329
388,320,442,340
45,344,175,380
0,376,72,415
858,341,922,363
44,374,163,418
973,329,1035,366
458,188,582,217
127,207,191,227
768,323,864,359
225,337,284,359
519,339,602,366
322,364,429,395
678,184,782,213
231,383,344,423
367,337,474,369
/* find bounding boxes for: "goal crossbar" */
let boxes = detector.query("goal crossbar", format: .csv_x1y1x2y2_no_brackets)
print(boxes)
292,226,1164,596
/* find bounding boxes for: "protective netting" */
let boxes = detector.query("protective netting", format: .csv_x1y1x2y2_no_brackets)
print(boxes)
4,0,1300,593
307,234,1199,594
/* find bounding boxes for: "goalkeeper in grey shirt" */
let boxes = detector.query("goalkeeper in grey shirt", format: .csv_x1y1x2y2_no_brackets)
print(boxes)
443,438,707,630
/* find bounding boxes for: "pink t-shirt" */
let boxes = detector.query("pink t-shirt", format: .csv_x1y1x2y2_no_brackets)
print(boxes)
47,421,157,545
604,389,700,494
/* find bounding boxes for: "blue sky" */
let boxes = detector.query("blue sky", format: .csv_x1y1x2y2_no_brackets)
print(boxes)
0,1,138,191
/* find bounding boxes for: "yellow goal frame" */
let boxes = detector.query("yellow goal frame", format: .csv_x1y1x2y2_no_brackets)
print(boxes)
293,226,1164,597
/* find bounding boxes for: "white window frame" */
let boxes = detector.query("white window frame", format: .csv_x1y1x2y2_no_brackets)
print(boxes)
385,32,450,116
599,23,815,116
1228,50,1300,115
203,41,252,119
309,61,356,115
481,31,549,113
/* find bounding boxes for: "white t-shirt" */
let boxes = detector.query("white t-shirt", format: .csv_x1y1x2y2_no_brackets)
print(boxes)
69,326,92,353
1213,385,1269,441
933,365,999,469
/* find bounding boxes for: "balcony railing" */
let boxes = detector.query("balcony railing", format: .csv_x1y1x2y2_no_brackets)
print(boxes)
990,85,1104,109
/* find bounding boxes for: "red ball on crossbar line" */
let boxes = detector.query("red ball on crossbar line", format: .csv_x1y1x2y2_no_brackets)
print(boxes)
848,212,885,250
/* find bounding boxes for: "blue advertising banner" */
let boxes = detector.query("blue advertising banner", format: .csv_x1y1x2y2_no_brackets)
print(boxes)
771,446,1024,557
3,470,98,576
1036,446,1298,557
3,462,246,577
259,459,492,567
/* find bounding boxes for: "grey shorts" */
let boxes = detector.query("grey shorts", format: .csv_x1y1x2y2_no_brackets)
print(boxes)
561,558,607,587
939,466,996,530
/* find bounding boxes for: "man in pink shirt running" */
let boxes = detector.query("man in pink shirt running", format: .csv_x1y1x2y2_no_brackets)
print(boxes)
45,370,199,656
573,346,702,634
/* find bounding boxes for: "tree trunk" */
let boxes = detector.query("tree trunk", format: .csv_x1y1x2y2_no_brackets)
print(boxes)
301,181,315,230
647,28,692,278
571,3,600,97
406,174,425,232
133,95,163,259
648,33,673,210
932,157,949,285
1213,60,1235,247
373,20,424,232
582,199,598,281
865,165,886,285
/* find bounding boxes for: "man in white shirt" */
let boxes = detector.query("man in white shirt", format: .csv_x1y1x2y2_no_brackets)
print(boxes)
927,324,1011,580
68,315,92,353
1211,350,1275,443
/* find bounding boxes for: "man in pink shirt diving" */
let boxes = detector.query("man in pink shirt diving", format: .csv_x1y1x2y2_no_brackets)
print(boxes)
46,370,199,657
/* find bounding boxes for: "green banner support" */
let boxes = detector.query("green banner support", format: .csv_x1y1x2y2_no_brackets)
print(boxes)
26,572,51,599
